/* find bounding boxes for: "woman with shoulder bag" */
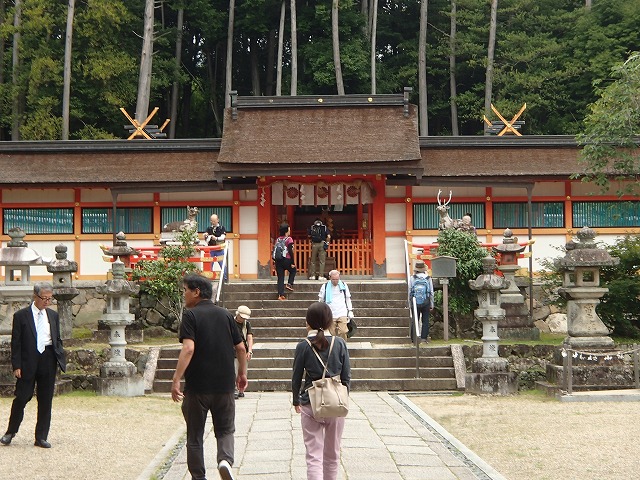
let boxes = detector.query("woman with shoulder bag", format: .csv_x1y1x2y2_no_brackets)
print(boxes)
292,302,351,480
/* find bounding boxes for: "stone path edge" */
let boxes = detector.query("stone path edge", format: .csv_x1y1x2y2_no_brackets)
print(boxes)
137,424,186,480
395,394,508,480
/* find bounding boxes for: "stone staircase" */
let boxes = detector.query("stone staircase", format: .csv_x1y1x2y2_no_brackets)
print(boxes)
152,279,459,393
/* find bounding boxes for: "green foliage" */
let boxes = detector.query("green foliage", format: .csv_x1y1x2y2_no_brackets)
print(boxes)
434,228,488,316
130,227,199,328
575,52,640,196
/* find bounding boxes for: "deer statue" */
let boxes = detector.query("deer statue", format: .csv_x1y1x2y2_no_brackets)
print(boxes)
162,205,199,233
436,190,462,230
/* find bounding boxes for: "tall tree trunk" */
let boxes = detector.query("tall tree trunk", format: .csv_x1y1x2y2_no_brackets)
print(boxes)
449,0,459,135
62,0,75,140
585,0,592,9
361,0,369,38
265,28,276,96
136,0,154,123
208,46,222,136
250,37,260,95
12,0,22,140
0,0,5,140
276,0,285,96
370,0,377,94
332,0,345,95
224,0,235,108
169,8,184,139
484,0,498,135
290,0,297,95
418,0,428,135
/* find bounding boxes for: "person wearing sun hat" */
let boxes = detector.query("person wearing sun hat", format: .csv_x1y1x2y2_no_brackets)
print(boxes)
233,306,254,398
409,260,434,343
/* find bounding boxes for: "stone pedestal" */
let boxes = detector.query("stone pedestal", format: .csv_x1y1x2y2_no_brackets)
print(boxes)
95,362,144,396
48,244,79,341
466,357,519,395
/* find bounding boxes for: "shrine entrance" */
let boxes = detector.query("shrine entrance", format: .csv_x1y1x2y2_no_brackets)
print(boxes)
269,179,374,277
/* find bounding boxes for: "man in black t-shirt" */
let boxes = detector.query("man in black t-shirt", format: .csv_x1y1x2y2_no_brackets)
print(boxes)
307,218,330,280
171,274,246,480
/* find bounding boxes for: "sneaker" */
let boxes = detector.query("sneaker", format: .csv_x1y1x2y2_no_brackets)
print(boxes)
278,295,286,301
218,459,235,480
285,284,294,291
308,276,315,280
238,391,245,398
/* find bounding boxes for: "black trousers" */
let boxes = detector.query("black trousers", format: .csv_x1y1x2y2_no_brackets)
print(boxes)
182,391,236,480
7,346,57,440
275,258,297,296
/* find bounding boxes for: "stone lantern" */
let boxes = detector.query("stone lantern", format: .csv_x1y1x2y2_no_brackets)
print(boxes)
95,259,143,396
46,244,79,340
554,226,619,348
493,228,538,340
465,256,518,395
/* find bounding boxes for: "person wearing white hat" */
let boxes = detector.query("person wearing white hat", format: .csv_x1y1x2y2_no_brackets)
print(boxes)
234,306,254,398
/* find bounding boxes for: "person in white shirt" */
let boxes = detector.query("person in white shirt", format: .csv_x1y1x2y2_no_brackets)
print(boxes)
318,270,354,340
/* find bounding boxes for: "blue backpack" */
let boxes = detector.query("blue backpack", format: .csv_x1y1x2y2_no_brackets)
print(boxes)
411,275,432,306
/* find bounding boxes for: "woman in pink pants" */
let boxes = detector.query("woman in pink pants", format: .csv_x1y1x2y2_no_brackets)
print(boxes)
292,302,351,480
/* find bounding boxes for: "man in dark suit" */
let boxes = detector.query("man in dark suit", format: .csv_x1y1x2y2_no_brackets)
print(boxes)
1,283,66,448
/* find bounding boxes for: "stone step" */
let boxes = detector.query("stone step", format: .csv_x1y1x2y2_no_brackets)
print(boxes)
248,316,411,328
152,377,459,393
223,280,407,293
223,294,408,304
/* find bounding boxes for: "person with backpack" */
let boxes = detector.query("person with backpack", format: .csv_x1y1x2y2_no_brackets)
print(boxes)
409,260,434,343
318,270,354,340
308,218,331,280
274,223,297,300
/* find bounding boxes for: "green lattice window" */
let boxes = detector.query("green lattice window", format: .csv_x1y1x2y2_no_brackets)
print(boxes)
493,202,564,228
573,201,640,228
413,203,484,229
82,208,153,234
3,208,74,234
161,206,232,233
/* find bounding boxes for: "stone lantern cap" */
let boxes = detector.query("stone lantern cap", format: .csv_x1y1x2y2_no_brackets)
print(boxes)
554,226,619,270
101,232,141,258
469,256,507,291
0,228,45,265
493,228,526,254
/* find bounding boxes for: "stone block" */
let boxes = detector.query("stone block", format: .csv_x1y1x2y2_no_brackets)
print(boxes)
546,313,567,334
535,319,551,333
465,371,518,395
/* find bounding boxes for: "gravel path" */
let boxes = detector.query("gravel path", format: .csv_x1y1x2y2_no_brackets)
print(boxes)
411,393,640,480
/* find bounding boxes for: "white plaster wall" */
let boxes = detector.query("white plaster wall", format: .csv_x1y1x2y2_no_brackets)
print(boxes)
239,239,258,275
80,190,153,202
385,185,407,198
493,186,536,197
385,204,406,232
239,190,258,201
411,186,486,198
239,206,258,234
386,237,407,274
4,189,74,203
571,182,621,196
532,182,565,196
159,191,233,202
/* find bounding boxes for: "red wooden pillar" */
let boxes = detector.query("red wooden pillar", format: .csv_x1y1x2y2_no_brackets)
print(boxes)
371,176,387,277
257,180,273,279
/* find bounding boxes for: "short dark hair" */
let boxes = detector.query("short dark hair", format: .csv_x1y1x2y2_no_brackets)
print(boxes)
183,274,213,299
279,223,290,236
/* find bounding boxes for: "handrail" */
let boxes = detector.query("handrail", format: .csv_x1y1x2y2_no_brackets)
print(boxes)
404,239,421,378
214,243,228,306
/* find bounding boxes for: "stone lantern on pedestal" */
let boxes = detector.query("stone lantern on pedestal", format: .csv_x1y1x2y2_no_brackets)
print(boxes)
95,259,144,396
465,256,518,395
554,226,619,348
493,228,538,340
46,244,79,340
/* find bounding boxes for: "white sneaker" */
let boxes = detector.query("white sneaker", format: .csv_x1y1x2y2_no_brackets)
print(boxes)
218,459,235,480
308,276,315,280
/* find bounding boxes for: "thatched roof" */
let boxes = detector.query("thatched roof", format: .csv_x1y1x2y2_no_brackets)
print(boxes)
215,93,422,177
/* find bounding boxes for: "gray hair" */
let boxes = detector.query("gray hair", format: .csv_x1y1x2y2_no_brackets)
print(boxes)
34,282,53,295
328,269,340,278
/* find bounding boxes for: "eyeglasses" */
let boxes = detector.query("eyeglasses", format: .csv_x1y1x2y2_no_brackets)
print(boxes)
36,294,54,303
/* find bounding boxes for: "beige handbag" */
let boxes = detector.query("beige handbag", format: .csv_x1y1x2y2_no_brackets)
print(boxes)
305,336,349,419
